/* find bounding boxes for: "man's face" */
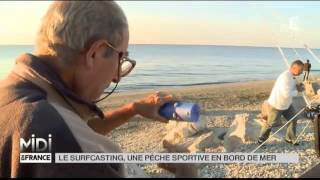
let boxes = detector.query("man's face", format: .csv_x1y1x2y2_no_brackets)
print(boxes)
290,64,304,76
74,30,129,101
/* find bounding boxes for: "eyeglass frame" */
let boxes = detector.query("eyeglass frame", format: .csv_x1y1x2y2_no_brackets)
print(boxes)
93,40,136,103
101,40,136,80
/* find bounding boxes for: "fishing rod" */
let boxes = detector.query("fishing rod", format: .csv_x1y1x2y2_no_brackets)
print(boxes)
251,107,306,153
293,48,302,60
304,44,320,64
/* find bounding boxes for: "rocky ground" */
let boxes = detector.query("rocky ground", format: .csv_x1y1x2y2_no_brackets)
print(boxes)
99,80,320,178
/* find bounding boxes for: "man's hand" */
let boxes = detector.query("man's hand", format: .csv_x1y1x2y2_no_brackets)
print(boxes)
296,83,305,92
133,91,176,122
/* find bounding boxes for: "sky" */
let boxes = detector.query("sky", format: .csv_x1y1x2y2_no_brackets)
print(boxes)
0,1,319,48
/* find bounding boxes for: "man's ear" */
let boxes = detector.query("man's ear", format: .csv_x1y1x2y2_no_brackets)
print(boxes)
85,40,106,69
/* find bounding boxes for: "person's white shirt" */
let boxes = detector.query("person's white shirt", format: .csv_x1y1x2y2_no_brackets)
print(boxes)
267,70,298,110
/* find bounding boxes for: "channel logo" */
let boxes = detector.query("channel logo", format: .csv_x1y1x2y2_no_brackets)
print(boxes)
19,134,52,163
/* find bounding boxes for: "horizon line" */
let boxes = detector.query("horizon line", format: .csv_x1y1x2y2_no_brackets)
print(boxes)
0,43,318,49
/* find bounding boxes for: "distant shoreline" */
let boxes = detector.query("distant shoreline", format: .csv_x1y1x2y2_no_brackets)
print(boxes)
99,79,276,109
112,79,276,93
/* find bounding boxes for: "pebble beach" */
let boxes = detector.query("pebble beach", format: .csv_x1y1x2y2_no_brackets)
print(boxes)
98,80,320,178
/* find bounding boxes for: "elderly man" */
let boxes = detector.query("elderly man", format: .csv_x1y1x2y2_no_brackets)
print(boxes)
258,60,304,145
0,1,196,178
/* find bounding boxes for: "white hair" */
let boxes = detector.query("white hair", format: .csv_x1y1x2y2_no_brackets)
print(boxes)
35,1,128,64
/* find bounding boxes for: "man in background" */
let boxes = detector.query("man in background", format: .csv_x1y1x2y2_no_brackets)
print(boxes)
303,59,312,81
258,60,304,145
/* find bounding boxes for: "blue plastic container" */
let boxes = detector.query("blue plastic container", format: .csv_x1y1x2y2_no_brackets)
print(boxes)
159,102,200,122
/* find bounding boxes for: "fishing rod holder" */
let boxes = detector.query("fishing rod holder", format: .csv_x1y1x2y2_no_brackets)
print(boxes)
305,104,320,120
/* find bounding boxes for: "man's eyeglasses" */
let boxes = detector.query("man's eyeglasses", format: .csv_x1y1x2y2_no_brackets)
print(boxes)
103,40,136,78
94,40,136,103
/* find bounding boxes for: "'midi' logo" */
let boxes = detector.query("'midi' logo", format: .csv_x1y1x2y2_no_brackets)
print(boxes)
20,134,52,163
20,134,52,152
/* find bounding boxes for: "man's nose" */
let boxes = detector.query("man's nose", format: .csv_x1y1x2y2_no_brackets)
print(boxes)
112,79,119,83
112,74,121,83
